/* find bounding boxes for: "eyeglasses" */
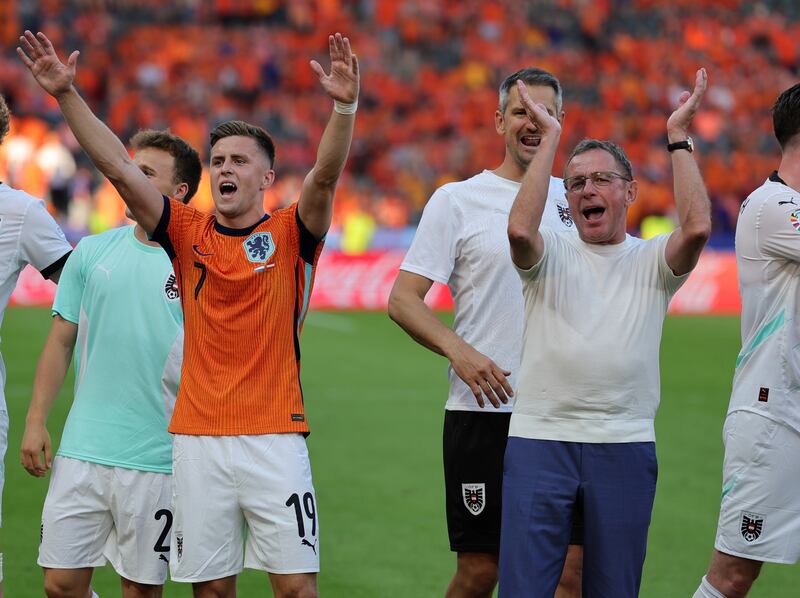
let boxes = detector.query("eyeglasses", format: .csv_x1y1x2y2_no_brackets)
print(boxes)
563,171,632,193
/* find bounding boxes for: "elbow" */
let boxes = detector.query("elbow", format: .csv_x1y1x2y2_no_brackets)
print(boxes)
103,154,136,185
387,289,402,324
507,225,533,251
684,221,712,247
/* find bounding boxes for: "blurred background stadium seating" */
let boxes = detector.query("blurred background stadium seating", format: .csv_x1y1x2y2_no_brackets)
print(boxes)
1,0,798,251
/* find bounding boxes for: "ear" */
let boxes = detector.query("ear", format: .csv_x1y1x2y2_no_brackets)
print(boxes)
260,169,276,191
173,182,189,202
626,180,638,206
494,108,505,135
557,109,566,126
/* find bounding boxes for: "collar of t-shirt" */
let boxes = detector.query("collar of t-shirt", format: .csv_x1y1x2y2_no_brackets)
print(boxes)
769,170,788,186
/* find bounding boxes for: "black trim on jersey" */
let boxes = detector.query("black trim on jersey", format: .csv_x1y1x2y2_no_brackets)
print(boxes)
292,266,302,363
214,214,269,236
40,251,72,280
770,171,788,186
296,210,323,264
151,195,176,260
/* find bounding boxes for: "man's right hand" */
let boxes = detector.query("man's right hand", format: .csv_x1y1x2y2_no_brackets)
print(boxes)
448,341,513,409
20,421,52,477
17,30,79,98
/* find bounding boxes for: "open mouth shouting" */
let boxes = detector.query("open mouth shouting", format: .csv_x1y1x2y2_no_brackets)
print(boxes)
219,181,238,199
520,134,541,148
582,205,606,222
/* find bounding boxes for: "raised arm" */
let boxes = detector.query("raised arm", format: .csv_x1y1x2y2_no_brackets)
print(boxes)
507,81,562,269
17,31,164,233
388,271,513,409
664,68,712,276
297,33,360,239
20,315,77,477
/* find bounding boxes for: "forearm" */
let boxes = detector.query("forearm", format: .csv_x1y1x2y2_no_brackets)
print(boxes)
671,151,711,239
507,137,559,267
27,331,73,425
55,87,132,182
310,110,355,189
388,287,464,359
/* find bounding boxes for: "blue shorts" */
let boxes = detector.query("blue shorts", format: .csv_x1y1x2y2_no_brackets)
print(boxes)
499,438,657,598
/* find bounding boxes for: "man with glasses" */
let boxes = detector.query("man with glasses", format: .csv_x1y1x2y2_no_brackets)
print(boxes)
389,68,581,598
501,69,711,596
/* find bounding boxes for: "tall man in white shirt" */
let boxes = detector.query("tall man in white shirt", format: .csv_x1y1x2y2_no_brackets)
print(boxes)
0,92,72,595
389,68,581,598
691,84,800,598
502,69,710,597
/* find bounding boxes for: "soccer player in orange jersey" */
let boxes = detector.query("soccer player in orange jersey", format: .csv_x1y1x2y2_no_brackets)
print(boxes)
19,30,359,598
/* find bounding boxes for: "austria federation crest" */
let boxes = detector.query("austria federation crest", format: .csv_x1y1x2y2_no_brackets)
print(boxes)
243,232,276,263
740,511,764,542
462,483,486,515
557,203,573,227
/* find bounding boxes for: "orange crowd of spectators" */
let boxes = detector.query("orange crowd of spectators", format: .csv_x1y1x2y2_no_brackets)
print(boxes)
0,0,798,246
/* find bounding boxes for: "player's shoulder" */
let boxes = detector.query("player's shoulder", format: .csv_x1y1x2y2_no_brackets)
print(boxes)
742,176,798,216
77,225,129,248
0,182,46,217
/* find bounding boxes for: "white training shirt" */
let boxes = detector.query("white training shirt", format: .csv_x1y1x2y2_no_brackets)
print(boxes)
0,183,72,409
730,172,800,435
400,170,574,412
510,229,688,442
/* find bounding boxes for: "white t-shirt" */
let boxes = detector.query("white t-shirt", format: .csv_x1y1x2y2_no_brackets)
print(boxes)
400,170,574,412
510,229,688,442
730,173,800,435
0,183,72,409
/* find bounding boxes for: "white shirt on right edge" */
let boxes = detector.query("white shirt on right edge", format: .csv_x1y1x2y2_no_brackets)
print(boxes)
510,229,688,443
400,170,573,413
730,172,800,435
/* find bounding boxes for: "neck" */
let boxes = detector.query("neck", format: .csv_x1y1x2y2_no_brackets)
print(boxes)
216,206,266,229
492,156,527,183
133,224,160,246
777,148,800,193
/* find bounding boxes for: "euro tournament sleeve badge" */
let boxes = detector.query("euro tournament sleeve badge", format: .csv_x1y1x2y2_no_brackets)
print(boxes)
740,511,764,542
243,232,276,263
462,483,486,515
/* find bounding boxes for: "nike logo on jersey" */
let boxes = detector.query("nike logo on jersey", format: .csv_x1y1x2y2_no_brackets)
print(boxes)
301,538,318,554
192,244,213,256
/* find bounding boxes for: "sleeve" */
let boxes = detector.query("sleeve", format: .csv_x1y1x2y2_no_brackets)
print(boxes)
515,228,552,282
19,199,72,279
51,241,86,324
295,206,324,264
400,187,461,284
151,196,200,262
758,191,800,261
657,233,690,295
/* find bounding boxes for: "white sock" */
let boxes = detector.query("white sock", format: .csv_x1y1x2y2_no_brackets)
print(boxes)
692,575,727,598
91,591,100,598
0,552,3,582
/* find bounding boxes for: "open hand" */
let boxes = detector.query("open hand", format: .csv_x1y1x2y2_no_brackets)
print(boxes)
17,30,79,98
667,68,708,138
310,33,359,104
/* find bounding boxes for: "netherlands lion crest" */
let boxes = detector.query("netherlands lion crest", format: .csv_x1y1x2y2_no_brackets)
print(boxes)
243,232,275,263
740,512,764,542
462,483,486,515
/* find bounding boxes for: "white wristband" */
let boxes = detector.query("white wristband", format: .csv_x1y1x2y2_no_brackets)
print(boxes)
334,99,358,115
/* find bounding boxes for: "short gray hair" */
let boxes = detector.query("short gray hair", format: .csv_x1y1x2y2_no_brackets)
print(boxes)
0,94,9,146
564,139,633,180
498,67,563,114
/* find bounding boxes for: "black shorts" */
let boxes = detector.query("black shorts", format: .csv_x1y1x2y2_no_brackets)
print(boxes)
443,410,583,553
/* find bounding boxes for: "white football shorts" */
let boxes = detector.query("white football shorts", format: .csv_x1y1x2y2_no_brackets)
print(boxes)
38,456,173,583
0,408,7,527
170,433,319,582
714,411,800,564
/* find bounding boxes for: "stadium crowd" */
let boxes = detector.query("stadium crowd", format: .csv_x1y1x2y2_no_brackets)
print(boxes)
0,0,798,247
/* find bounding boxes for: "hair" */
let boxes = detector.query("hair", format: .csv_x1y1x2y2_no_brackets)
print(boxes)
129,129,202,202
772,83,800,150
564,139,634,180
0,94,10,146
498,67,563,114
209,120,276,168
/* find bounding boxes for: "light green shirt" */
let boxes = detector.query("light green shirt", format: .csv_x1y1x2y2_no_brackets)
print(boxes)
54,226,182,473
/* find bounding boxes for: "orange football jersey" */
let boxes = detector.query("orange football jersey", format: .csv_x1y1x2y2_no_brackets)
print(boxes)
152,197,323,435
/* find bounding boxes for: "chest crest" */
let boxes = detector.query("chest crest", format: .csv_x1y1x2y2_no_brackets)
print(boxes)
243,232,276,263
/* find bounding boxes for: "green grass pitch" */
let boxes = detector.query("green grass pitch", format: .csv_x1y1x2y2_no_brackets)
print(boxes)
2,308,797,596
